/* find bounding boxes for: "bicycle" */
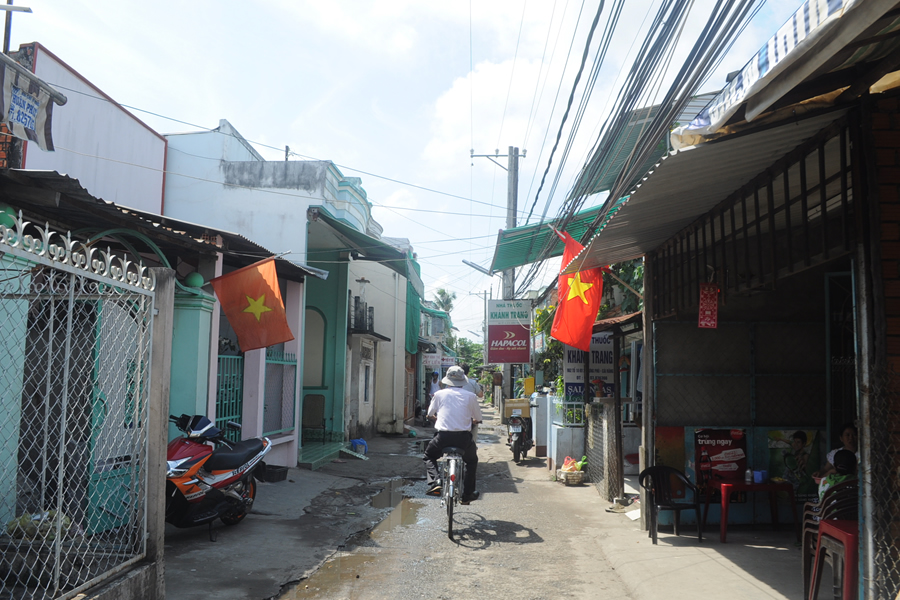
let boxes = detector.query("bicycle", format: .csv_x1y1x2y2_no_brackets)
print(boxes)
438,446,466,540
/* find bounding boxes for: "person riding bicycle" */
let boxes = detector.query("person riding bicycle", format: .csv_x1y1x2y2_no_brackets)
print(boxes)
424,365,482,504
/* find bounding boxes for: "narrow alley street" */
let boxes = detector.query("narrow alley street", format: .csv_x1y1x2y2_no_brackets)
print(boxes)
277,405,632,600
164,403,804,600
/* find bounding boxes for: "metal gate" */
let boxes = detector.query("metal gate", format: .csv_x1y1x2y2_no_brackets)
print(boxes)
0,220,155,599
216,356,243,443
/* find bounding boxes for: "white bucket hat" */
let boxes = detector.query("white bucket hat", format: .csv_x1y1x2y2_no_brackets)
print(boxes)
442,365,467,387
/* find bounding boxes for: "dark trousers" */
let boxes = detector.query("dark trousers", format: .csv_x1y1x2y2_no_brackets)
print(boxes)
424,430,478,496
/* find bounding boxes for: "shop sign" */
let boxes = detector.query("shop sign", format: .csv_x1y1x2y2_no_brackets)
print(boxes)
0,65,55,151
421,353,441,368
441,356,457,367
698,283,718,329
487,300,530,363
563,332,614,398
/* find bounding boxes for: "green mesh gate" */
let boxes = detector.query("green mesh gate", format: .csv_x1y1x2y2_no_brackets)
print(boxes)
216,356,243,442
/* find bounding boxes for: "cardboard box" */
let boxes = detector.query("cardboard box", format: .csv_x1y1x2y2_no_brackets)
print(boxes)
504,398,531,419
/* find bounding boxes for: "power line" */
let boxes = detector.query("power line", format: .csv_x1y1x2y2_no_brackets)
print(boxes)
495,0,529,149
46,82,536,218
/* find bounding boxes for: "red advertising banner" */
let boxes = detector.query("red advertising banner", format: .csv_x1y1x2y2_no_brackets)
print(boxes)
695,428,747,492
698,283,718,329
487,300,531,364
487,324,530,363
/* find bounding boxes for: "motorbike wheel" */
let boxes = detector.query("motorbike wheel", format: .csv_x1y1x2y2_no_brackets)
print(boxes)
221,478,256,526
512,437,521,463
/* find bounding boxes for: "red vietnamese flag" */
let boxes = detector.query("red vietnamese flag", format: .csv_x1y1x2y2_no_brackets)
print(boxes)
550,231,604,352
209,257,294,352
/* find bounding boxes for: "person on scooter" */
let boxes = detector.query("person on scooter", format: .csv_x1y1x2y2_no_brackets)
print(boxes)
424,365,482,504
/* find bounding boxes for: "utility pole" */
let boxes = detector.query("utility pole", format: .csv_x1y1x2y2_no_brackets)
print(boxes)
471,146,525,401
1,1,31,55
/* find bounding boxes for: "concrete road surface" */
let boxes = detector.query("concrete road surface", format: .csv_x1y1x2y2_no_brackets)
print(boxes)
164,404,804,600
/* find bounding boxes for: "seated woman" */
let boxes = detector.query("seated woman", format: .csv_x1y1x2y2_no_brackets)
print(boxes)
813,422,858,479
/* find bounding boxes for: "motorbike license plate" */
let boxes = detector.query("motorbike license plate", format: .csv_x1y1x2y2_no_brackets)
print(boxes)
509,425,522,432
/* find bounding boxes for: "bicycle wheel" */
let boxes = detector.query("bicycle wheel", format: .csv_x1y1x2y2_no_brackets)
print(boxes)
446,459,456,540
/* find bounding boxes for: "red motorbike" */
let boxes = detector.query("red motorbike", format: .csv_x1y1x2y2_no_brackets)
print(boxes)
166,414,271,537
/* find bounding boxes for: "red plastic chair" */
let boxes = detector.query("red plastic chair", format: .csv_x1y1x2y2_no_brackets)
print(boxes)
801,479,858,598
808,519,858,600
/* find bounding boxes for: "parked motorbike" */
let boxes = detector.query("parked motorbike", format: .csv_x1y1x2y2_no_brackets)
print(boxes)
166,414,270,538
507,407,535,463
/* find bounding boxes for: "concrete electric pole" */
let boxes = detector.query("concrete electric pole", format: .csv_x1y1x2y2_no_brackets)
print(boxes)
471,146,525,401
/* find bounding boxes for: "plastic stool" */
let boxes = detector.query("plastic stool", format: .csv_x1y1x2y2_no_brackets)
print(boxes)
350,438,368,455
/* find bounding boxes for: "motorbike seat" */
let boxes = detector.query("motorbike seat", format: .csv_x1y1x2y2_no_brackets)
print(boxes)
205,439,265,471
442,446,465,456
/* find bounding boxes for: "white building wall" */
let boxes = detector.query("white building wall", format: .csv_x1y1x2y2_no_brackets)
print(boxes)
163,121,315,258
164,120,378,262
349,262,407,435
21,44,166,213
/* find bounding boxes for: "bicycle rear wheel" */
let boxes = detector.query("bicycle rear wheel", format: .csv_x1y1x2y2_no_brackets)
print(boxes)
446,457,458,540
446,484,454,540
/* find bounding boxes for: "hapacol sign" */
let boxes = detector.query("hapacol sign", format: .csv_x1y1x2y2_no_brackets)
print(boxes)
487,300,530,364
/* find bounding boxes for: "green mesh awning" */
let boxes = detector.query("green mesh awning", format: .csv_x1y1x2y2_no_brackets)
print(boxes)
421,305,453,330
490,197,628,273
405,281,422,355
315,210,408,277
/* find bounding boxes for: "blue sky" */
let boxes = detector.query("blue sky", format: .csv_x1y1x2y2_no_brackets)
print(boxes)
11,0,801,339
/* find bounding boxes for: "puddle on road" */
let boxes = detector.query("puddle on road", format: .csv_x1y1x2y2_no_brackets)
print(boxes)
280,484,426,598
370,479,409,509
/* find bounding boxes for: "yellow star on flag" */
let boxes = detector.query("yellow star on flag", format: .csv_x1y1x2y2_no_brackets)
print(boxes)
566,273,594,304
243,294,273,321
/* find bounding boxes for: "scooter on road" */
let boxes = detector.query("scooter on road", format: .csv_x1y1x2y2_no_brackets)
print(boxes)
166,414,271,539
507,403,538,463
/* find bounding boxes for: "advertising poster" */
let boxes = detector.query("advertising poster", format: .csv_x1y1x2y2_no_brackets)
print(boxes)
695,429,747,501
563,332,614,398
767,429,822,502
487,300,530,363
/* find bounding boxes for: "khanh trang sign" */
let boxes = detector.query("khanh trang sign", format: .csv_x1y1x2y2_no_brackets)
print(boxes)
487,300,530,364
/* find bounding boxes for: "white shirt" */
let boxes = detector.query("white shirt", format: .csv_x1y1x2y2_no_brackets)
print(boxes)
428,379,441,396
462,378,483,397
427,386,482,432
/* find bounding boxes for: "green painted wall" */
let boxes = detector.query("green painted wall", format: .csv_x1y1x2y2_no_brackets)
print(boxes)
168,292,214,440
304,252,348,442
0,255,30,522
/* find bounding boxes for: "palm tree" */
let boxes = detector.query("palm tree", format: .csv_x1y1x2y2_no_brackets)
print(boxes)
434,288,456,313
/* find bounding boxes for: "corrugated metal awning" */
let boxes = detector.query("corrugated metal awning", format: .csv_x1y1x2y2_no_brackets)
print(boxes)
313,208,409,278
564,109,848,273
592,311,642,333
0,170,327,281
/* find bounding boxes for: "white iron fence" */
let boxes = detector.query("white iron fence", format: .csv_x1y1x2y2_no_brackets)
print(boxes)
0,217,155,599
